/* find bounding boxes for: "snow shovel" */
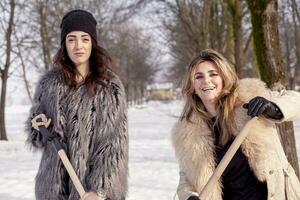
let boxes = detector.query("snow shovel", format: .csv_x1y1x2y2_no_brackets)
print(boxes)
37,119,86,198
198,117,259,200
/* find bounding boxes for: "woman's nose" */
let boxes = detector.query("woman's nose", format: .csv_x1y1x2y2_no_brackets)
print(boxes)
75,40,83,49
203,75,211,84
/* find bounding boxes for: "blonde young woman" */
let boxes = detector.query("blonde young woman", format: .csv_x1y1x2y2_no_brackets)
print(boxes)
172,49,300,200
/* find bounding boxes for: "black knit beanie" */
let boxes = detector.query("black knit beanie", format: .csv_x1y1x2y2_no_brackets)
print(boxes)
60,9,97,44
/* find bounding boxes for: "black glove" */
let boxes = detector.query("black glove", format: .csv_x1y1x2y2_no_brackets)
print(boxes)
36,117,60,143
41,130,61,145
243,96,283,119
187,196,200,200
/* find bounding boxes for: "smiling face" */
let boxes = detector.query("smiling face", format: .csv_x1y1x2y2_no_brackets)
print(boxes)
193,61,223,106
65,31,92,68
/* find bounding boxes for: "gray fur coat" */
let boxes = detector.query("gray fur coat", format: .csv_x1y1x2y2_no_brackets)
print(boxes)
25,69,128,200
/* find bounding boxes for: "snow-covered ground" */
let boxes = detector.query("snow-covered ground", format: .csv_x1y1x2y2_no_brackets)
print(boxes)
0,100,299,200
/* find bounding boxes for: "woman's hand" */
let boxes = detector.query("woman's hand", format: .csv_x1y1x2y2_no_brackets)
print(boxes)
31,113,51,131
187,196,200,200
81,192,103,200
243,96,283,119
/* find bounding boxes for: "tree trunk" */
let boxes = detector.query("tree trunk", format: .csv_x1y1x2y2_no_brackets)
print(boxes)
281,9,293,89
247,0,299,178
13,31,33,104
37,0,52,70
0,74,8,141
210,1,226,52
224,2,235,63
0,0,15,141
226,0,245,78
291,0,300,89
19,45,33,104
200,0,212,50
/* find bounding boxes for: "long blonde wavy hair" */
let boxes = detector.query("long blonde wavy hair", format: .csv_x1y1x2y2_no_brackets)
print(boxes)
180,49,239,146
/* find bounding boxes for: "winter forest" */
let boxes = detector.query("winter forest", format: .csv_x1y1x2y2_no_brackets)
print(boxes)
1,0,300,199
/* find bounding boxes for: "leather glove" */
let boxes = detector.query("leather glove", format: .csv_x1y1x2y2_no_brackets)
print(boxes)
187,196,200,200
243,96,283,119
33,114,60,144
41,131,61,144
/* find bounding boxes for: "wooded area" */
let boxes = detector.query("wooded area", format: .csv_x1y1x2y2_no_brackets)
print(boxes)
0,0,299,176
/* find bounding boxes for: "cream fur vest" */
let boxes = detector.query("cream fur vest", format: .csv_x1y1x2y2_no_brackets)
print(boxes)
172,78,300,200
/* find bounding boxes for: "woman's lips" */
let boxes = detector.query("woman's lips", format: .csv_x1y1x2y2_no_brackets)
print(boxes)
74,52,84,57
202,87,216,91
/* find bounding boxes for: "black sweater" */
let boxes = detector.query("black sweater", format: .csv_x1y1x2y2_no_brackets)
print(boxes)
187,126,268,200
213,120,267,200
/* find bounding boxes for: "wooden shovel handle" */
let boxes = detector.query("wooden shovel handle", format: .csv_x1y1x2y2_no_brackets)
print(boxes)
37,117,87,198
199,117,259,199
58,149,86,198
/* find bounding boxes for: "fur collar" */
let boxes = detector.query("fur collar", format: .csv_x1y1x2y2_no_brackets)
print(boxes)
171,78,281,198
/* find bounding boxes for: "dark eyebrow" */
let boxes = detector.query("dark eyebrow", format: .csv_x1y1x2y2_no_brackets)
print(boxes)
66,34,90,38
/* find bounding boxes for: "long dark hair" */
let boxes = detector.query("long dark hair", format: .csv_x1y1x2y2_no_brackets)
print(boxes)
53,38,114,96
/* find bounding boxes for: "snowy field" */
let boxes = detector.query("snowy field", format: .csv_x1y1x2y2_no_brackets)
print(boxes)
0,100,300,200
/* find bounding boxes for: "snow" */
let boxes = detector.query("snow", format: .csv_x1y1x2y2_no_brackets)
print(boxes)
0,100,299,200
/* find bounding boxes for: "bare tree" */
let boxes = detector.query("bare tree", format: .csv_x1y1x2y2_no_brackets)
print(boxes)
0,0,16,140
225,0,251,78
0,0,161,141
290,0,300,89
247,0,299,177
14,35,33,104
148,0,229,85
35,0,53,70
279,1,295,89
110,24,158,104
31,0,71,70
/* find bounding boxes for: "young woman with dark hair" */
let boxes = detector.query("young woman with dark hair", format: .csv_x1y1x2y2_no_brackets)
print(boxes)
53,38,113,96
26,9,128,200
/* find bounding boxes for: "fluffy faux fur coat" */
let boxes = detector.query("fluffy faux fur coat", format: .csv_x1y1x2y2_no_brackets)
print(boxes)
25,69,128,200
172,78,300,200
